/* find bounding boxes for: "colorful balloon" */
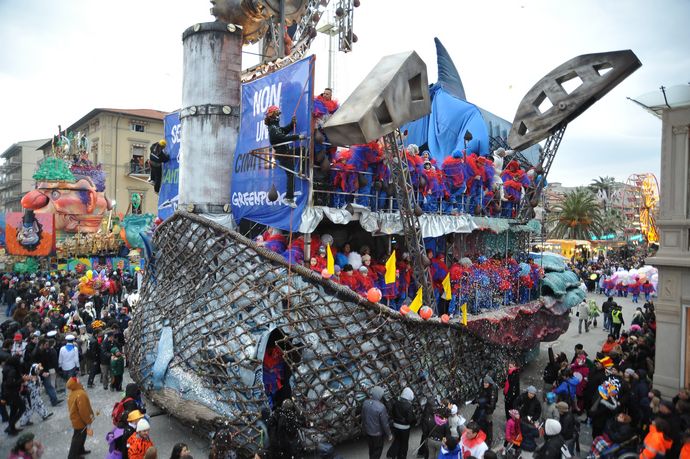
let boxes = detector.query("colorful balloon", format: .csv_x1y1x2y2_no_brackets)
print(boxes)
419,306,433,320
441,314,450,323
86,270,93,280
366,288,382,303
321,268,332,279
400,305,411,315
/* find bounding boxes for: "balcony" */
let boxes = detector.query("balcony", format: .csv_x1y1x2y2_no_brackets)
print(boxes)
127,160,151,177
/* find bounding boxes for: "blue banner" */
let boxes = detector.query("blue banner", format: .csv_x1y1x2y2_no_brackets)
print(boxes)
231,56,314,231
159,112,181,220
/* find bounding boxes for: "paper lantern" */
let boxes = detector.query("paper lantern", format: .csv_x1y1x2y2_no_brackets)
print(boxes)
441,314,450,323
367,288,382,303
419,306,433,320
321,268,332,279
400,305,411,315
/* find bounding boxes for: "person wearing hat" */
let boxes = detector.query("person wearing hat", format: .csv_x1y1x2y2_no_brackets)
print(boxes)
127,418,155,459
504,409,522,451
555,402,576,455
265,105,305,208
149,139,170,193
18,363,53,427
447,404,466,439
110,347,125,391
8,431,44,459
533,419,564,459
514,385,542,423
11,332,27,362
361,386,392,459
113,409,146,457
67,375,94,458
58,334,80,379
471,375,498,447
386,387,416,459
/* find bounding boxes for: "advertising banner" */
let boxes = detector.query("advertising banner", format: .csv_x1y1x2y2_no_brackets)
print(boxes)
231,56,314,231
158,112,181,220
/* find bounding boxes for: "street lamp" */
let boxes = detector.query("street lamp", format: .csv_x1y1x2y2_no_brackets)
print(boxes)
316,22,338,90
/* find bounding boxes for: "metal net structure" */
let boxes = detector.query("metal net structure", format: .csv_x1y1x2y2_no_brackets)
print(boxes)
127,211,521,454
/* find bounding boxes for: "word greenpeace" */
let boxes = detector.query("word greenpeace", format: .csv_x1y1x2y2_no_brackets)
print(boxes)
232,190,302,207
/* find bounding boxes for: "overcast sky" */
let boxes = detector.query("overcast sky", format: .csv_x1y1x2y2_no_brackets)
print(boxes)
1,0,688,186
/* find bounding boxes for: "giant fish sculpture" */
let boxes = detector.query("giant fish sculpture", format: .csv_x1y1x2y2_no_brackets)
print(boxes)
128,212,582,456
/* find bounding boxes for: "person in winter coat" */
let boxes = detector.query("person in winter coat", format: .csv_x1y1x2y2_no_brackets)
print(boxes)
416,401,436,459
447,404,466,439
18,363,53,426
459,421,489,459
640,418,673,459
589,382,620,438
427,408,452,459
553,369,579,404
361,386,392,459
505,409,522,449
110,347,125,391
67,376,94,459
533,419,565,459
543,392,559,421
100,333,116,390
504,362,521,420
271,399,306,459
472,375,498,447
127,419,155,459
438,435,461,459
514,386,542,422
555,402,577,455
519,418,540,457
542,347,567,394
386,387,416,459
2,355,26,436
58,334,80,379
577,300,589,333
265,105,305,207
611,304,625,339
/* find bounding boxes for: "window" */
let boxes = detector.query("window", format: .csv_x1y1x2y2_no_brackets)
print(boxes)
131,145,146,158
131,122,145,133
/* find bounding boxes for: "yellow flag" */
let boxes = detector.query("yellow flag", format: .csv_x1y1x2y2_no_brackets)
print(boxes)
409,287,423,313
384,251,396,284
442,273,452,300
326,243,335,275
461,303,468,326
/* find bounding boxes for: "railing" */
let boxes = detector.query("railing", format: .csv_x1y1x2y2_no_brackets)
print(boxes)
128,162,151,176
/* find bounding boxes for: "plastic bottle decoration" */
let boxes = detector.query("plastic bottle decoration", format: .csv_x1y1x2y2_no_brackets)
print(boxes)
400,305,411,315
441,314,450,323
321,268,332,279
366,287,382,303
419,306,433,320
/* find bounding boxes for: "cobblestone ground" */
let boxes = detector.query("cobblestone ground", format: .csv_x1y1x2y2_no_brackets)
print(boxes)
0,292,639,458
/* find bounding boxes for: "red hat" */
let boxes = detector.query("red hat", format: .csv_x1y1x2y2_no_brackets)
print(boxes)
265,105,280,118
13,332,23,341
597,356,614,368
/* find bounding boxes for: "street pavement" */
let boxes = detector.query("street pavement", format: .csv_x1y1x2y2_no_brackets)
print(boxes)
0,291,641,458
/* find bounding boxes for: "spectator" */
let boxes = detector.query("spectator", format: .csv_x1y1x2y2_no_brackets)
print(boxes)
67,376,94,459
170,442,191,459
361,386,391,459
459,421,488,459
533,419,564,459
8,431,44,459
128,419,155,459
386,387,416,459
2,355,26,436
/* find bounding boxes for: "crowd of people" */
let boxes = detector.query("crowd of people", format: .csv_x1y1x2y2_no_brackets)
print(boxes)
356,285,690,459
0,270,195,458
257,230,544,314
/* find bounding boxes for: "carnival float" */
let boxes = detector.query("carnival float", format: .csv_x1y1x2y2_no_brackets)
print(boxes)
125,0,642,455
1,129,154,275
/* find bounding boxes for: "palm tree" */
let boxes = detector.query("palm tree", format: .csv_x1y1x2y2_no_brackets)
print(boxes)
548,188,603,240
599,208,625,237
588,176,617,210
